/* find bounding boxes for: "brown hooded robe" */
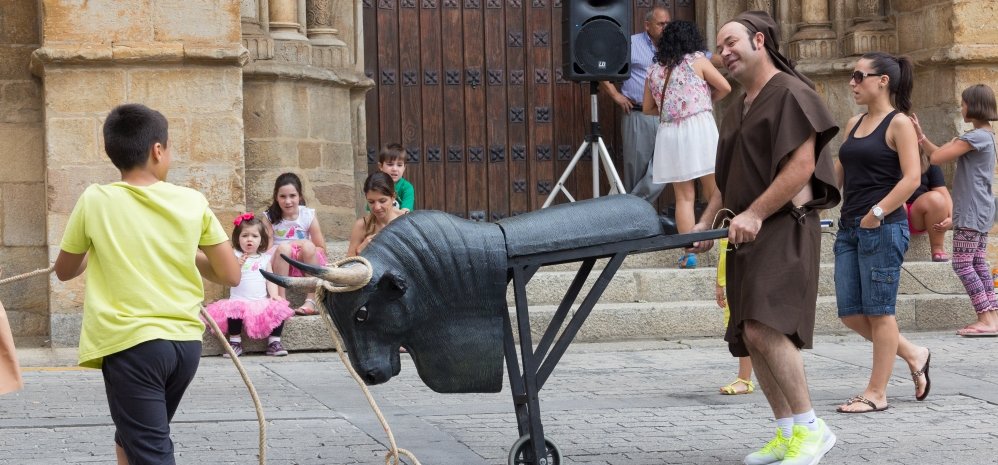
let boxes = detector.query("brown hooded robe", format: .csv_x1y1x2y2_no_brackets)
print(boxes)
717,71,840,357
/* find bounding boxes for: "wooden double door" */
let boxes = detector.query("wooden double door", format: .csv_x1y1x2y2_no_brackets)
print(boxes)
363,0,696,219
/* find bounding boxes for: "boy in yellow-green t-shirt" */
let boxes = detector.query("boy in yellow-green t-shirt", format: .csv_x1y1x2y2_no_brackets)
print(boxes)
54,103,240,465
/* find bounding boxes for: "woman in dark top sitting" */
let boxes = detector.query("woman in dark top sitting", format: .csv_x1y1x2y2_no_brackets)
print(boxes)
905,158,952,261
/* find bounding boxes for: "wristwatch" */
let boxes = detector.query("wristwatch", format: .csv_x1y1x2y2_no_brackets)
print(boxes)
871,204,885,221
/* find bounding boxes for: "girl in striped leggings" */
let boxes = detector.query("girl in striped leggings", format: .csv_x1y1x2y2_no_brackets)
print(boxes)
914,84,998,336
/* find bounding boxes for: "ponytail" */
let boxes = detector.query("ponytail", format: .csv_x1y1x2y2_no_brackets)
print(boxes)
862,52,914,114
894,56,914,114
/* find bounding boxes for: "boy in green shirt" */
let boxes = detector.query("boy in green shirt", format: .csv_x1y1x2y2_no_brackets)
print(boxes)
379,143,415,211
54,103,240,465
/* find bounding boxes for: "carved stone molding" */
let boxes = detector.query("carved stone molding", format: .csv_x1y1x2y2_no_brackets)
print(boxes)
243,36,276,61
842,0,895,55
788,0,837,61
306,0,347,47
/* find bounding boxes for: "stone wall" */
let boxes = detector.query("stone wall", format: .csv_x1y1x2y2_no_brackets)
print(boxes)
0,0,48,343
36,0,249,346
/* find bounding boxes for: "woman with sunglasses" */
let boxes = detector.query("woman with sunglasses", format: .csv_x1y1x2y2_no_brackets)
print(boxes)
832,52,932,413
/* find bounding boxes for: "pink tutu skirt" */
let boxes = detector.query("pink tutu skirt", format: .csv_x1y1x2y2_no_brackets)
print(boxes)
203,298,295,339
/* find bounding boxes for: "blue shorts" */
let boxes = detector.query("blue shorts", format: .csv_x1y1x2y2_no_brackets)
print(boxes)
833,218,909,317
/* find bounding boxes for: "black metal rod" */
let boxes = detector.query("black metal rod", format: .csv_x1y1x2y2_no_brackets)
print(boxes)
512,266,548,463
501,291,529,437
533,258,596,363
536,251,627,389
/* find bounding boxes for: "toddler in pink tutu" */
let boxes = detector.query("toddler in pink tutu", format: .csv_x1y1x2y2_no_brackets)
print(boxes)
204,213,295,357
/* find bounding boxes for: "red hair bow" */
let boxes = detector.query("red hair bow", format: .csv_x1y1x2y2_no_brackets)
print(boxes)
233,212,254,226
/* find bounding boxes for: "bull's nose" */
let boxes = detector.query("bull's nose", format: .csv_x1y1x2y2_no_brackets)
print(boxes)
364,369,387,385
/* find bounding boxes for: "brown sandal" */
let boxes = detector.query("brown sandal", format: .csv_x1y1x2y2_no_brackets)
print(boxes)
912,351,931,401
836,395,889,413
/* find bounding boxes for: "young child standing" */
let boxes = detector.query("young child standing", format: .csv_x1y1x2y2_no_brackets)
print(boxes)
715,238,754,395
261,172,328,316
914,84,998,336
54,103,240,465
379,143,415,212
204,213,295,357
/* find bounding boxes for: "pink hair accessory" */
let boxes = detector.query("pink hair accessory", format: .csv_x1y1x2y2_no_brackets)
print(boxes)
233,212,255,226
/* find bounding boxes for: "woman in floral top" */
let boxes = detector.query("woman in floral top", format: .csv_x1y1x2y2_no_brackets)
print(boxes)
643,19,731,268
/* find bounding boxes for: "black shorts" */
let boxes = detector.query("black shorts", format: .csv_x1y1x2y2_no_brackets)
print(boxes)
101,339,201,465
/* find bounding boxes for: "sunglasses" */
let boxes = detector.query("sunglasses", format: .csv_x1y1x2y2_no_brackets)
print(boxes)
851,70,885,83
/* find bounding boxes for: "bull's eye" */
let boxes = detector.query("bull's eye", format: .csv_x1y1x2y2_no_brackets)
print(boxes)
355,306,369,323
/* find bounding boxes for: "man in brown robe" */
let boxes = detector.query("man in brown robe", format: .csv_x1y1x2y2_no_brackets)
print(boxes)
689,11,840,465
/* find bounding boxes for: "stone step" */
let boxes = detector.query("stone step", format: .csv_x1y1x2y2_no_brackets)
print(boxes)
201,293,975,355
504,260,964,306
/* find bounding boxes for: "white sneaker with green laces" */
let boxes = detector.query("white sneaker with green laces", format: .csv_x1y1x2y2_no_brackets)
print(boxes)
743,429,789,465
781,419,836,465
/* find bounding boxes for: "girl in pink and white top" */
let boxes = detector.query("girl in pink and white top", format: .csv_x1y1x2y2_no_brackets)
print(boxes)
261,172,328,315
643,20,730,269
204,213,295,356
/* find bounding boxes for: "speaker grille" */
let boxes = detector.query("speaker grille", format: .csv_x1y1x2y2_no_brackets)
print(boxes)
574,19,628,75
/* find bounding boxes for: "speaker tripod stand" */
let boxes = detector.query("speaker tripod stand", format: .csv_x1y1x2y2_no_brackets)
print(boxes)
542,81,627,208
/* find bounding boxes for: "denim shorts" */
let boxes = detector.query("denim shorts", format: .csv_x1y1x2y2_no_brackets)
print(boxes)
833,218,910,317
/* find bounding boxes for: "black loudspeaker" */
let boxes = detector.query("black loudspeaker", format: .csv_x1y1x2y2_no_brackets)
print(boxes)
562,0,632,81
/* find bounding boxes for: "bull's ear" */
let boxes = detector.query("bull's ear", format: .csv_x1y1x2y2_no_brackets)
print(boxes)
377,271,407,301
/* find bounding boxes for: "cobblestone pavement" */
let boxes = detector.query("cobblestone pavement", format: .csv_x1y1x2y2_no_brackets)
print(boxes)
2,331,997,464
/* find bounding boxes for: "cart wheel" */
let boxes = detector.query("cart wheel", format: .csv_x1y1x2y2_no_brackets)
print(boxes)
507,435,561,465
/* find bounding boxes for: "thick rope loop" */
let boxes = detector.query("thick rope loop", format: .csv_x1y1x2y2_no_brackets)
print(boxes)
313,289,421,465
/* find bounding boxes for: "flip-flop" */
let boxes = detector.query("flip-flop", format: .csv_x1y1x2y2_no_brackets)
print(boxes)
836,395,889,414
912,350,931,401
956,326,998,337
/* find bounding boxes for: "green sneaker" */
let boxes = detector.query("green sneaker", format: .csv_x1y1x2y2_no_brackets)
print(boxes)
781,419,836,465
743,429,789,465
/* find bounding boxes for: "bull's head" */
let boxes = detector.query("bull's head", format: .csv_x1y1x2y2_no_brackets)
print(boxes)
261,249,505,394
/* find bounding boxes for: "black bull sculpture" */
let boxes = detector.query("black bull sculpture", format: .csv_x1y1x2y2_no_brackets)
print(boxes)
263,194,728,464
261,194,709,393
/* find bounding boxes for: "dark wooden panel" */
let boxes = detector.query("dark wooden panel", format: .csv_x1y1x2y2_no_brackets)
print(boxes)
525,0,553,210
441,0,466,216
463,0,488,218
419,0,445,210
484,1,509,220
364,0,380,168
377,0,401,145
399,0,423,207
506,0,528,217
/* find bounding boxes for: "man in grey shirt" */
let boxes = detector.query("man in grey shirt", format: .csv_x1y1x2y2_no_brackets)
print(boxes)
600,5,669,202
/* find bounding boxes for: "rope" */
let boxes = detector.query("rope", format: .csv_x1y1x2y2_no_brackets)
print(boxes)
0,264,55,285
314,285,421,465
200,308,267,465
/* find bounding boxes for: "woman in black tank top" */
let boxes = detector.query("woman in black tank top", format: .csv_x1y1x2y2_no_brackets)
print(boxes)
832,52,932,413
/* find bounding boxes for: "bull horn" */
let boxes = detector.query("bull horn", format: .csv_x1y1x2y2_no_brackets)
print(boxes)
280,254,372,287
260,269,323,289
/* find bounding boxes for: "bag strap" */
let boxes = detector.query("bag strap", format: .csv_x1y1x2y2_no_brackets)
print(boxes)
658,65,673,123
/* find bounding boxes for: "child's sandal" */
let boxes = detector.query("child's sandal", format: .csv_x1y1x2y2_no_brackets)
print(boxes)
719,378,755,395
295,298,320,316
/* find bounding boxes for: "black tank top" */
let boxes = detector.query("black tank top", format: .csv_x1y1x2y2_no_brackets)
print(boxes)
838,110,906,223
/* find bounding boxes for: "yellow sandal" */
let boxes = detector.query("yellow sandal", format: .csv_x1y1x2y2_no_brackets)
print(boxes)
719,378,755,395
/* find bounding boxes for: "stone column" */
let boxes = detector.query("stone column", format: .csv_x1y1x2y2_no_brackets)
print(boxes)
34,0,248,346
789,0,838,60
269,0,308,40
307,0,348,68
842,0,896,55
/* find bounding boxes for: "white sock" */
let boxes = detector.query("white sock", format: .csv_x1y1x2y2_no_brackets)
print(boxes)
229,335,241,343
776,417,794,438
793,410,819,431
268,336,281,343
